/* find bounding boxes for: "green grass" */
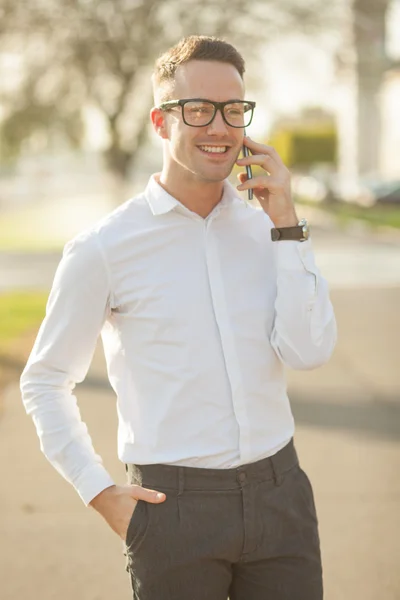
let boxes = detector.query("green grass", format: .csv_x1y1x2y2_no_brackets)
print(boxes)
0,291,47,354
296,198,400,229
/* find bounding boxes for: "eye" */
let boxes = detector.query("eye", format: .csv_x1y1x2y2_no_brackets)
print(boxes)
227,108,242,116
225,104,245,116
188,103,213,115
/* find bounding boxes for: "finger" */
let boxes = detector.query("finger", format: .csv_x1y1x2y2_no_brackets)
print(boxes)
237,175,270,191
128,484,166,503
236,154,277,176
243,137,283,167
237,175,282,192
237,172,248,184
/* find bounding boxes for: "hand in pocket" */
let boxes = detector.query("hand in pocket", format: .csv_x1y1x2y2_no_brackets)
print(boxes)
89,483,166,540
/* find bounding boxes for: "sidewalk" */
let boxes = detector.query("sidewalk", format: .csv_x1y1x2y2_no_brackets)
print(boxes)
1,286,399,599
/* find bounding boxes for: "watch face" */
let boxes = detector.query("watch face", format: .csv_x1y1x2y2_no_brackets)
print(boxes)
299,219,309,241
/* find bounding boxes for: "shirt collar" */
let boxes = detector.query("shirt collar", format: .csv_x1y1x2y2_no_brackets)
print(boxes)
144,174,240,217
145,175,180,216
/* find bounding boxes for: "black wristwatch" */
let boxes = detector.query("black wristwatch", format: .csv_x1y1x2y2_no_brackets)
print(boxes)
271,218,310,242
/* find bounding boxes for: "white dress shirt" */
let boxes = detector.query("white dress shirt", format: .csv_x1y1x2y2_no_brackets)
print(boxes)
20,175,337,505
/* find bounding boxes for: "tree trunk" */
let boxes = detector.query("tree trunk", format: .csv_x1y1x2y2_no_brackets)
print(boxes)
353,0,390,176
103,145,132,181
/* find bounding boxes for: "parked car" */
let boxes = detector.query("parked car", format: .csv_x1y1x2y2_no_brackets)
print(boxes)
352,179,400,207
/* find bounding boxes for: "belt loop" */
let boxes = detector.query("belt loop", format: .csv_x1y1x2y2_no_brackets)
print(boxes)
178,467,184,496
270,456,283,487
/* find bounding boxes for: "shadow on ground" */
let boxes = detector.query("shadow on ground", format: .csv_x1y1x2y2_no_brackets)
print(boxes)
290,393,400,442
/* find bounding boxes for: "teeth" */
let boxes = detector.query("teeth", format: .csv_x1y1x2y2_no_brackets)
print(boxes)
199,146,227,153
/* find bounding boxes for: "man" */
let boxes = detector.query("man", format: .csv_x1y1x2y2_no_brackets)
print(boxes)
21,35,337,599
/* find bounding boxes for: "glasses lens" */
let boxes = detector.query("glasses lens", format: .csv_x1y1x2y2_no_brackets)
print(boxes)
183,101,215,126
223,102,253,127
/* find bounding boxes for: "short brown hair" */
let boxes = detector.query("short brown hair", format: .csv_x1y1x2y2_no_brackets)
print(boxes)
152,35,245,103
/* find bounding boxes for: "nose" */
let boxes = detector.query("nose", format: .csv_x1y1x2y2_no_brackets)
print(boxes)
206,108,230,135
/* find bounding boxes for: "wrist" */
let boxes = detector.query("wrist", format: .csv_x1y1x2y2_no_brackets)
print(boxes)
271,212,298,228
89,484,116,511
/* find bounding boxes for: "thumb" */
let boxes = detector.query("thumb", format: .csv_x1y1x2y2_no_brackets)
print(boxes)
237,172,248,184
128,484,166,503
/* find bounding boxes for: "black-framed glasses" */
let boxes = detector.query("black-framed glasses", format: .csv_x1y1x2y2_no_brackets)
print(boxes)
158,98,256,128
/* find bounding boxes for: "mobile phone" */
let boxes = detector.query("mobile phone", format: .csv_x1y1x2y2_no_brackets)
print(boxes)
242,129,253,200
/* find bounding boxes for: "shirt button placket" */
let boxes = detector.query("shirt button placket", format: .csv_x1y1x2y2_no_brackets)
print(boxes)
203,214,251,460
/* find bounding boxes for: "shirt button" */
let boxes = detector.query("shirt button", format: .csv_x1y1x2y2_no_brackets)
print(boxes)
238,472,246,483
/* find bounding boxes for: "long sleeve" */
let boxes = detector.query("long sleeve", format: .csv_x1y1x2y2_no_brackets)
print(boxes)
20,231,116,505
270,239,337,370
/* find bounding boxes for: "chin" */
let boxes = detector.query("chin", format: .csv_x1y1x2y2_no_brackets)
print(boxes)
199,166,234,184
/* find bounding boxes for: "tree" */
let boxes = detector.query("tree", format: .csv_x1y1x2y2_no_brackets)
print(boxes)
352,0,395,175
334,0,399,183
0,0,343,185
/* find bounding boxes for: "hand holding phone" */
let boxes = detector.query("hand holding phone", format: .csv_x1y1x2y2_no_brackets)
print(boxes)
242,129,253,200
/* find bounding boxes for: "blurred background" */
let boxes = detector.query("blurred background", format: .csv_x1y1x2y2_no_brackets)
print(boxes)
0,1,399,599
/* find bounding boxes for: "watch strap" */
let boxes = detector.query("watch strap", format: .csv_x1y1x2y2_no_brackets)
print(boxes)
271,225,306,242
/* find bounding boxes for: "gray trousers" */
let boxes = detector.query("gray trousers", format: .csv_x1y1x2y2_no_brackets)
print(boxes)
124,439,323,600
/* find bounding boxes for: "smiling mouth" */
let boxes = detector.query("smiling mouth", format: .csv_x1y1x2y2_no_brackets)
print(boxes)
198,145,230,154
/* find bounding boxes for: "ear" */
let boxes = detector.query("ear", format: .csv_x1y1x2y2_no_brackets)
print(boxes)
150,107,169,140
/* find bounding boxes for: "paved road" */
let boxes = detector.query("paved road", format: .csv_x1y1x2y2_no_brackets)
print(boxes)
1,222,399,599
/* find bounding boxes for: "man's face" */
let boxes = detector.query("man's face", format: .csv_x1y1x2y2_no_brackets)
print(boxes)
159,60,246,184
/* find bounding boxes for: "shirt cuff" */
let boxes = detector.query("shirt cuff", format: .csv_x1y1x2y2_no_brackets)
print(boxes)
73,463,116,506
273,238,318,274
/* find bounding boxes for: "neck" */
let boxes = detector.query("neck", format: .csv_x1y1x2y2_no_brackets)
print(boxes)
156,168,225,219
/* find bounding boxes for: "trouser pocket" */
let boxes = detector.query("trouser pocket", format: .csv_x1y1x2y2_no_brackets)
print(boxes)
124,500,150,572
